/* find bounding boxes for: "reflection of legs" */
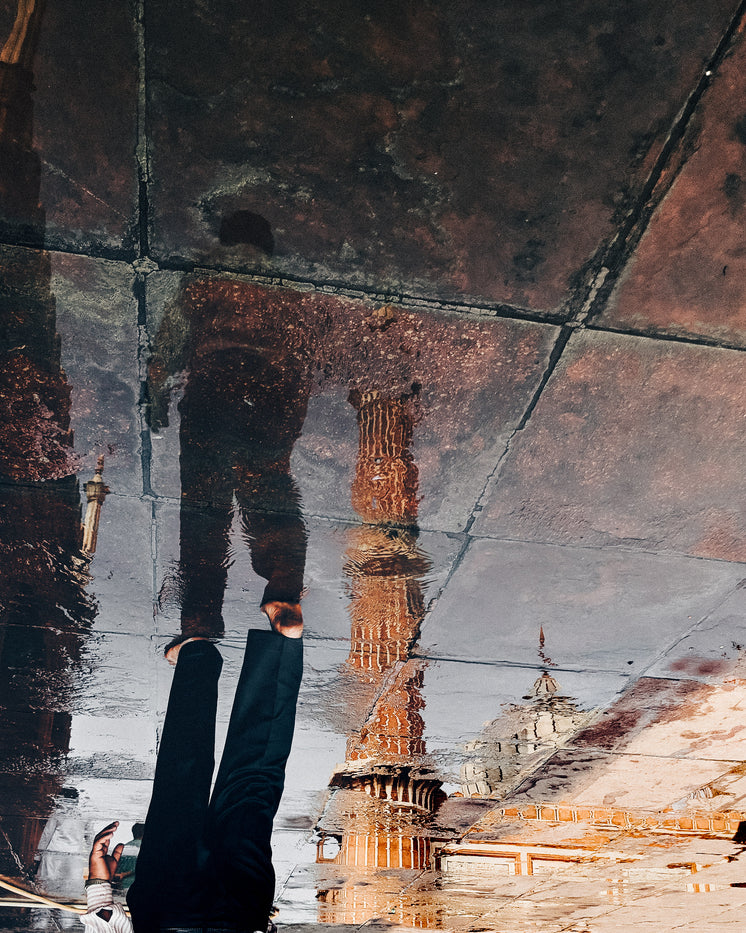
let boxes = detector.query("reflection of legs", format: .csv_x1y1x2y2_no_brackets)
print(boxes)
177,403,235,637
208,630,303,931
237,470,307,607
127,641,222,927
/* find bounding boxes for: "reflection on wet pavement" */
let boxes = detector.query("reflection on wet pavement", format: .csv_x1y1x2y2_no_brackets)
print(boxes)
5,0,746,930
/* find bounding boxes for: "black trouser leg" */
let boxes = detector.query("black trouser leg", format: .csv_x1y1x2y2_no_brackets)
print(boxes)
127,641,222,931
207,629,303,932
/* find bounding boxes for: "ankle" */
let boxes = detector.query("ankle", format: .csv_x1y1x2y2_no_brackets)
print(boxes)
261,601,303,638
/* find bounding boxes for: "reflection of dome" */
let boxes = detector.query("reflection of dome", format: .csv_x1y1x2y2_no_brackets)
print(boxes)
461,662,590,799
528,671,559,696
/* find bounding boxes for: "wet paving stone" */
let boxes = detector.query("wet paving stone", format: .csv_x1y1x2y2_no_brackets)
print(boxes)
475,329,746,560
50,252,141,496
145,0,736,309
418,538,741,672
0,0,139,253
602,29,746,345
145,274,559,529
6,4,746,926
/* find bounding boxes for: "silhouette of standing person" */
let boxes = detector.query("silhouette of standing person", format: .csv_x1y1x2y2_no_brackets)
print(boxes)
146,277,324,650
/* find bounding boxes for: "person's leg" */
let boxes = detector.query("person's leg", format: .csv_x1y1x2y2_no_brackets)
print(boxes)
127,640,222,929
236,468,307,608
207,629,303,931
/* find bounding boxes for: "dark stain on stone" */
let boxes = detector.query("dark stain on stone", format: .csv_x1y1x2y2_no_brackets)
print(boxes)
219,210,275,254
572,710,643,749
733,114,746,146
724,172,744,213
596,32,631,76
513,239,546,276
668,657,729,676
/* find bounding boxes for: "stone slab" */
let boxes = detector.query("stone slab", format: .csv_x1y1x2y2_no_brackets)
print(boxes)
603,29,746,345
87,494,154,636
418,538,741,672
145,273,558,531
145,0,735,309
646,583,746,682
475,330,746,560
50,252,141,496
0,1,138,252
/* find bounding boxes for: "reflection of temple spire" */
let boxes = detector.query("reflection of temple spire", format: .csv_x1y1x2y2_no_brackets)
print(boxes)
81,455,109,555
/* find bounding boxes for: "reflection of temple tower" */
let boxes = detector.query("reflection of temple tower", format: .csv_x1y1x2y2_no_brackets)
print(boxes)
317,390,445,927
461,633,589,798
82,455,109,555
334,390,440,806
0,2,104,883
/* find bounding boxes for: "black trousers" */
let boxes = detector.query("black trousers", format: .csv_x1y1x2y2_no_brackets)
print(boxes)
127,631,303,933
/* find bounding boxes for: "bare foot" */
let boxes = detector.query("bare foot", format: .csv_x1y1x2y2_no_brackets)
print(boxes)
164,636,212,666
261,601,303,638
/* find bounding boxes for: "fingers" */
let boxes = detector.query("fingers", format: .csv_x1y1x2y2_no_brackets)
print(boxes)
93,821,119,848
111,843,125,866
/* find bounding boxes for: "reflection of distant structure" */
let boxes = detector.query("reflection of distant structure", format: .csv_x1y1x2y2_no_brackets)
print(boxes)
318,390,446,927
0,1,105,886
461,645,589,798
81,454,109,555
332,389,440,807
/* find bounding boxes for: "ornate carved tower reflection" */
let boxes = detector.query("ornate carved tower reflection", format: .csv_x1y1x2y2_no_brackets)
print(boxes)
317,389,444,927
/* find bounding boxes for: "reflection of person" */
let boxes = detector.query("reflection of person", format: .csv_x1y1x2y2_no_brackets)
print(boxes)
146,280,315,655
112,823,144,892
81,614,303,933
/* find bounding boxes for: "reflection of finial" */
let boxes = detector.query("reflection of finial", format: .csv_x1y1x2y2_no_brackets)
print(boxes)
81,456,109,555
537,624,555,668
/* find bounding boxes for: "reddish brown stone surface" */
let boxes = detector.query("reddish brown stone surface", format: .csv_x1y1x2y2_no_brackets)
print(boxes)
145,274,559,529
603,28,746,344
145,0,735,309
0,0,138,252
475,330,746,560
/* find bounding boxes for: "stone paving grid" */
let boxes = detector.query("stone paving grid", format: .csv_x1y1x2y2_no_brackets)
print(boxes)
4,0,746,931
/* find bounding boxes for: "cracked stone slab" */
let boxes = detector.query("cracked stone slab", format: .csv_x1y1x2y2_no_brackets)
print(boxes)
0,1,138,252
145,274,558,531
602,29,746,345
418,537,741,672
153,499,462,643
50,251,141,496
505,747,736,811
87,494,155,636
645,583,746,682
571,675,746,763
145,0,735,309
474,329,746,560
